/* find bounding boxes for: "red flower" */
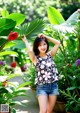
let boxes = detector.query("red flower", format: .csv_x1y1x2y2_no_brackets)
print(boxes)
8,31,18,41
11,62,16,68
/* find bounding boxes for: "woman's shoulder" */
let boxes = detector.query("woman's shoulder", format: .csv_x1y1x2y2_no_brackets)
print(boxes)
47,52,54,60
47,52,51,57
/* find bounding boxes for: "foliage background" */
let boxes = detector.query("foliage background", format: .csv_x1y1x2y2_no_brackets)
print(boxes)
0,0,80,23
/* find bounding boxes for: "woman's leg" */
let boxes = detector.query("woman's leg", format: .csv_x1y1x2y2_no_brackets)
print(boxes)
38,95,48,113
47,95,57,113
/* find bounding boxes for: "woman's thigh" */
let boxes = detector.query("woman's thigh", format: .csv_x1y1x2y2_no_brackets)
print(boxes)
47,95,57,111
38,95,48,112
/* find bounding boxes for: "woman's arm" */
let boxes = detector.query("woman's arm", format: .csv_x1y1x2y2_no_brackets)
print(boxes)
22,35,37,65
46,36,60,57
38,34,60,57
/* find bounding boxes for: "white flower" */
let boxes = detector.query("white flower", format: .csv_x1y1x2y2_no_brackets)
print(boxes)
40,65,45,69
41,70,44,73
46,62,51,66
42,61,45,64
43,72,51,81
39,77,43,81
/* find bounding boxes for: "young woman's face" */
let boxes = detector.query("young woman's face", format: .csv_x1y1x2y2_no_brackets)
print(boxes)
38,40,48,54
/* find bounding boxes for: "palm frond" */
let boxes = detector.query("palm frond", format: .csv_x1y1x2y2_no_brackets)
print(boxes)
20,19,44,39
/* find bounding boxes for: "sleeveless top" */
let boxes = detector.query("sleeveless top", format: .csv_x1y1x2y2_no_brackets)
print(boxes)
34,53,60,85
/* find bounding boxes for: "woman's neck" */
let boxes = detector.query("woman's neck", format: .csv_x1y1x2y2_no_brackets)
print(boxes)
39,53,46,57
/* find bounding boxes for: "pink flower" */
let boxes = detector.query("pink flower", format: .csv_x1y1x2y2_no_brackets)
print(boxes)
8,31,18,41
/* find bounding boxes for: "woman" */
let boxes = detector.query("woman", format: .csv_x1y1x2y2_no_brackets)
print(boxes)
22,34,60,113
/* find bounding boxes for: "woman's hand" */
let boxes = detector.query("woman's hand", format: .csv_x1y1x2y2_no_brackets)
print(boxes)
38,33,45,38
22,35,27,42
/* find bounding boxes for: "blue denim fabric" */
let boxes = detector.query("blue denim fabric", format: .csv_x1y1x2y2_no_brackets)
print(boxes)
36,82,59,96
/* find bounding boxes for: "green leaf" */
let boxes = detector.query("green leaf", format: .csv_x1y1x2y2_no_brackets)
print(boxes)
7,13,26,26
20,19,44,38
11,40,26,49
67,87,76,91
17,81,32,89
47,6,65,24
62,10,80,26
0,38,6,46
13,89,26,94
0,18,16,33
12,100,26,107
50,10,80,33
50,24,75,33
0,28,14,36
1,10,9,17
0,51,18,56
7,74,21,80
0,87,9,93
11,108,16,113
4,41,16,49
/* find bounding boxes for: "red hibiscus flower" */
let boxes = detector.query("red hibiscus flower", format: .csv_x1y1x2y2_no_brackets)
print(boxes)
8,31,18,41
11,62,16,68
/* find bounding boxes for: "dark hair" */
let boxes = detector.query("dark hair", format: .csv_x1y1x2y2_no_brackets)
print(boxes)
33,37,49,55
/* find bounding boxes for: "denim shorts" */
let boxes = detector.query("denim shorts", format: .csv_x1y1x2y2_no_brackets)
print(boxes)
36,82,59,96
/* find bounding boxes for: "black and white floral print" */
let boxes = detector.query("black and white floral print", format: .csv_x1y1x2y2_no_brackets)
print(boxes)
35,53,60,85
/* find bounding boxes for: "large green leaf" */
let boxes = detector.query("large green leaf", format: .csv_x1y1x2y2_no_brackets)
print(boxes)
20,19,44,38
11,40,25,49
0,51,18,56
0,28,14,36
0,18,16,33
50,24,75,33
7,13,26,26
3,41,16,49
62,10,80,26
49,10,80,33
0,38,6,46
0,38,16,48
47,6,65,24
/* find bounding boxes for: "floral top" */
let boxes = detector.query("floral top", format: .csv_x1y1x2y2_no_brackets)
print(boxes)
35,53,60,85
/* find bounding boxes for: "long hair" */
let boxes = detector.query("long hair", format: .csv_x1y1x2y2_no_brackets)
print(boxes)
33,37,49,55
